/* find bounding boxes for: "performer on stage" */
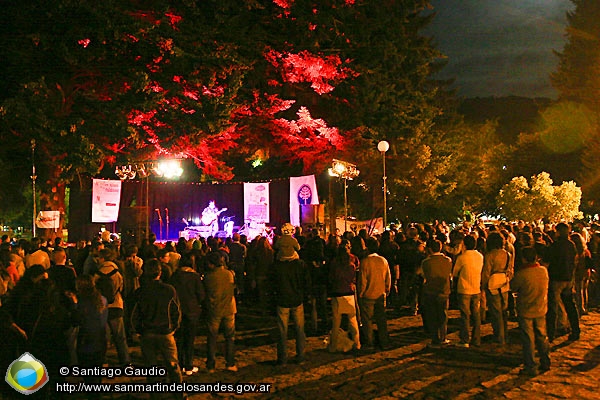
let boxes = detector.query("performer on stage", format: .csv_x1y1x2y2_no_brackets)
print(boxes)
202,201,227,237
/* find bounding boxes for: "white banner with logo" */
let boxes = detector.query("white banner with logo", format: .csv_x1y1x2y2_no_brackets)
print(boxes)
290,175,319,227
244,182,270,223
36,211,60,229
92,179,122,223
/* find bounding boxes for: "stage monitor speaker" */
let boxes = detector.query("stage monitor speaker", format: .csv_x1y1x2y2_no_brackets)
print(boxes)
300,204,324,224
119,206,148,245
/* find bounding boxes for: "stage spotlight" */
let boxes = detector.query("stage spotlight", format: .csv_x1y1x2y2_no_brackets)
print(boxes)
156,160,183,179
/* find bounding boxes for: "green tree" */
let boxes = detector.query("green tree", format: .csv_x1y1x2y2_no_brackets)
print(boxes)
443,119,511,220
497,172,583,223
550,0,600,210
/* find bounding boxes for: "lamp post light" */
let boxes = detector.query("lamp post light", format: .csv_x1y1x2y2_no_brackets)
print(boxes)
329,159,360,233
31,139,37,238
377,140,390,230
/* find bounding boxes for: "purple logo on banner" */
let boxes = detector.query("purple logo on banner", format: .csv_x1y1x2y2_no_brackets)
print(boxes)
298,184,312,205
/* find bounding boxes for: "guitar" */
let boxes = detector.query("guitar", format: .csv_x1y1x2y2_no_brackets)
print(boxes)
201,208,227,226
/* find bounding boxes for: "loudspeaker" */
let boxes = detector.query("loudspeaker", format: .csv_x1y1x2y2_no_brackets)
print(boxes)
300,204,324,224
119,207,148,245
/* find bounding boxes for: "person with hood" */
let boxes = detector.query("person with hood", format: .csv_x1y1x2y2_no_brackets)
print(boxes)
95,248,131,366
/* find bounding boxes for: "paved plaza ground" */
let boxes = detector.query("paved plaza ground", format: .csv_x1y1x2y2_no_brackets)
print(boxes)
95,304,600,399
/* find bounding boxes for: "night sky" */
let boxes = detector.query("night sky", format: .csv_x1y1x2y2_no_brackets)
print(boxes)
427,0,575,99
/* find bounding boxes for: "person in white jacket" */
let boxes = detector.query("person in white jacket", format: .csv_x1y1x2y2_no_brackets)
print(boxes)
453,235,484,347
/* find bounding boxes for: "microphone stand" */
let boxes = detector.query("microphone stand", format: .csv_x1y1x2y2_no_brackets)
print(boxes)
155,208,163,241
165,208,169,241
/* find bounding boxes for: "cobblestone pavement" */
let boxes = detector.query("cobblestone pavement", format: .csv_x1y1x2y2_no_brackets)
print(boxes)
91,305,600,400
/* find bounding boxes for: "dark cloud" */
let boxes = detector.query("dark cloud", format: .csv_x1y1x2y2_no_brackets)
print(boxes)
426,0,574,98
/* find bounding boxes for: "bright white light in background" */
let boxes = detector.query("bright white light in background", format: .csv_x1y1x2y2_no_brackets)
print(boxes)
155,160,183,179
252,158,262,168
194,217,200,225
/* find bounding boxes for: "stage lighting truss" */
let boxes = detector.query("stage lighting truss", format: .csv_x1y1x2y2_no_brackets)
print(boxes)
115,164,137,180
329,159,360,180
115,160,183,180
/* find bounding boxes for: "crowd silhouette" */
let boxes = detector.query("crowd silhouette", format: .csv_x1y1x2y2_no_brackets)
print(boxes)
1,219,598,398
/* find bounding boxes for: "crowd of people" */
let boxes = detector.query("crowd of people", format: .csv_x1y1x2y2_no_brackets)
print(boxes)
0,218,598,397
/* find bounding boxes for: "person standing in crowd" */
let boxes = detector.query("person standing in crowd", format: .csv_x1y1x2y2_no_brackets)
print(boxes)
546,223,580,342
482,231,513,347
24,237,51,270
378,231,400,310
303,228,328,334
247,236,275,313
271,242,312,365
398,227,425,315
452,234,483,347
358,237,391,350
274,223,301,261
49,247,79,365
140,232,160,261
203,251,237,373
511,246,551,376
227,232,247,303
5,254,21,287
75,274,108,392
96,248,131,366
570,232,591,316
328,239,361,352
48,247,77,294
131,259,183,389
157,248,174,283
83,240,104,276
164,241,181,272
171,257,205,375
121,244,143,344
418,239,453,347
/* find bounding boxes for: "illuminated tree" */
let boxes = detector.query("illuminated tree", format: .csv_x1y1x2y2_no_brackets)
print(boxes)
444,119,511,219
0,1,250,224
497,172,583,223
0,0,457,227
550,0,600,210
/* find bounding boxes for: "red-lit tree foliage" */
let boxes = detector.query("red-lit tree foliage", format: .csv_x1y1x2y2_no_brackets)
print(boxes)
0,0,455,227
240,0,453,220
0,0,250,225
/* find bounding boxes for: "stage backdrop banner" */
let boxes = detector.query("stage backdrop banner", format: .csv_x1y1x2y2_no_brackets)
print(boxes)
289,175,319,227
244,182,270,223
92,179,122,223
36,211,60,229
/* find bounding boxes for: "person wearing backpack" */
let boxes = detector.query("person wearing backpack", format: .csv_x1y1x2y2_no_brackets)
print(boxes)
95,248,131,366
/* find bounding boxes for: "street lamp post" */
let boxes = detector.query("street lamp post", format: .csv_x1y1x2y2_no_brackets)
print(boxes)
31,139,37,238
329,159,360,234
377,140,390,230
